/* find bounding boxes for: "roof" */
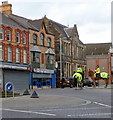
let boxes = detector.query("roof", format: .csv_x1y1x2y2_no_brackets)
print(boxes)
30,46,41,52
9,14,39,31
86,43,112,55
0,12,27,30
45,48,55,55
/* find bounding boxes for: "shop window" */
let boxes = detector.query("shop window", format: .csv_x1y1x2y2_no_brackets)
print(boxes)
8,47,12,62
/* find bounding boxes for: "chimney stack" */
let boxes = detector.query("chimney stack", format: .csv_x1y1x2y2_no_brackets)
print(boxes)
0,1,12,15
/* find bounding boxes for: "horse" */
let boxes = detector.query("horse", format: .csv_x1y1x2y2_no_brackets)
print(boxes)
88,69,109,88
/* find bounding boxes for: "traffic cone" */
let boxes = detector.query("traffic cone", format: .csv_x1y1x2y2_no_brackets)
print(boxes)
23,89,30,95
30,91,39,98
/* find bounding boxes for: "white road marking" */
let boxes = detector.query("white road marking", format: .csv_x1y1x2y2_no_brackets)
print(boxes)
3,108,56,116
93,102,111,108
40,106,110,112
67,112,112,117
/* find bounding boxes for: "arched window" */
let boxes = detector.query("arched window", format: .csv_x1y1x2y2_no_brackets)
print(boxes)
23,33,26,44
40,33,44,45
47,38,51,47
33,34,37,44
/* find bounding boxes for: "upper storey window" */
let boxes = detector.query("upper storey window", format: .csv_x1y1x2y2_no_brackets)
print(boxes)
0,28,4,40
7,29,11,41
23,33,26,44
16,32,20,43
33,34,37,44
40,33,44,46
47,38,51,47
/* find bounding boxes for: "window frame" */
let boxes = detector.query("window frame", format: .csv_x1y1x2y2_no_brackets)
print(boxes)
0,45,3,61
16,48,20,63
33,34,37,45
16,32,20,43
0,28,4,40
23,33,26,44
7,29,11,41
47,37,51,47
8,47,12,62
40,33,44,46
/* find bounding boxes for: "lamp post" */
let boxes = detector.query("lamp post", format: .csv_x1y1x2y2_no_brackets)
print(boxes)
60,34,62,80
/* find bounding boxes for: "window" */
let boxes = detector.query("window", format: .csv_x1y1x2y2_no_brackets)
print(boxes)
0,28,4,40
46,54,54,64
47,38,51,47
50,55,54,64
33,34,37,44
16,32,20,43
8,47,12,62
23,50,27,63
40,33,44,45
23,33,26,44
0,45,3,61
16,48,20,62
7,30,11,41
32,52,40,63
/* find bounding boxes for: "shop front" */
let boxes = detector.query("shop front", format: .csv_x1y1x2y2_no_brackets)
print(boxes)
30,68,56,89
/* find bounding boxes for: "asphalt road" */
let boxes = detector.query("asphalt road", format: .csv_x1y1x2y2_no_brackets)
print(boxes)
1,86,112,119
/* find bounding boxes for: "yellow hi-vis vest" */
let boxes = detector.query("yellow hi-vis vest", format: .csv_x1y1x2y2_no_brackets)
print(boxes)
72,73,82,82
100,72,108,78
96,68,100,73
77,67,83,73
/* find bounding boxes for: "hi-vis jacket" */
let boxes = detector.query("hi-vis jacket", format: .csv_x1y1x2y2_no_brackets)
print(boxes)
95,68,101,73
77,67,83,73
72,73,82,82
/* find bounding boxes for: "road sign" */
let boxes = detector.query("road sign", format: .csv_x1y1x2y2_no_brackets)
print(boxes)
6,83,13,91
5,82,14,98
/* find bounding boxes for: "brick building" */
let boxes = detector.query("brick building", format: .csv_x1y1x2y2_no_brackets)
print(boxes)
86,43,112,83
0,2,30,90
0,1,56,89
30,16,86,87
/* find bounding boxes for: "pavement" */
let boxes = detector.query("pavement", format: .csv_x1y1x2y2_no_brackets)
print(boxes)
1,93,87,110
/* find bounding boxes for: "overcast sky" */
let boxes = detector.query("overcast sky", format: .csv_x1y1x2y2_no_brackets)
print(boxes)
6,0,112,44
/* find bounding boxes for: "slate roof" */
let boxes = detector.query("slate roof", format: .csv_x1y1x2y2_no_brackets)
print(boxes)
9,14,39,31
86,43,112,55
0,12,27,30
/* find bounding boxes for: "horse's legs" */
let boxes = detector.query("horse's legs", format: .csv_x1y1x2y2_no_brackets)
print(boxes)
93,80,96,88
104,79,109,88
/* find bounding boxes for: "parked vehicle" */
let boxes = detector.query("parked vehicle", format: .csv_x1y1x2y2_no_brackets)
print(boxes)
82,78,99,87
60,77,74,88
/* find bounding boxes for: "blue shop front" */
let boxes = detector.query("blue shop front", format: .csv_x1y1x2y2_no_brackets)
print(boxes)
30,68,56,89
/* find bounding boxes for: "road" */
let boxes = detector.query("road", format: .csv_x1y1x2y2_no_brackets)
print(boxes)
1,86,112,119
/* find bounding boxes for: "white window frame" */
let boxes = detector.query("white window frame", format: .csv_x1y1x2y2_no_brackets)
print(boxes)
8,47,12,62
23,50,27,63
47,38,51,47
23,33,26,44
16,48,20,63
16,32,20,43
7,29,11,41
0,45,3,61
0,28,4,40
40,33,44,45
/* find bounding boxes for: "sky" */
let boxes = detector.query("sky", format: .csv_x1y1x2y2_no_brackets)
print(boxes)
2,0,112,44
